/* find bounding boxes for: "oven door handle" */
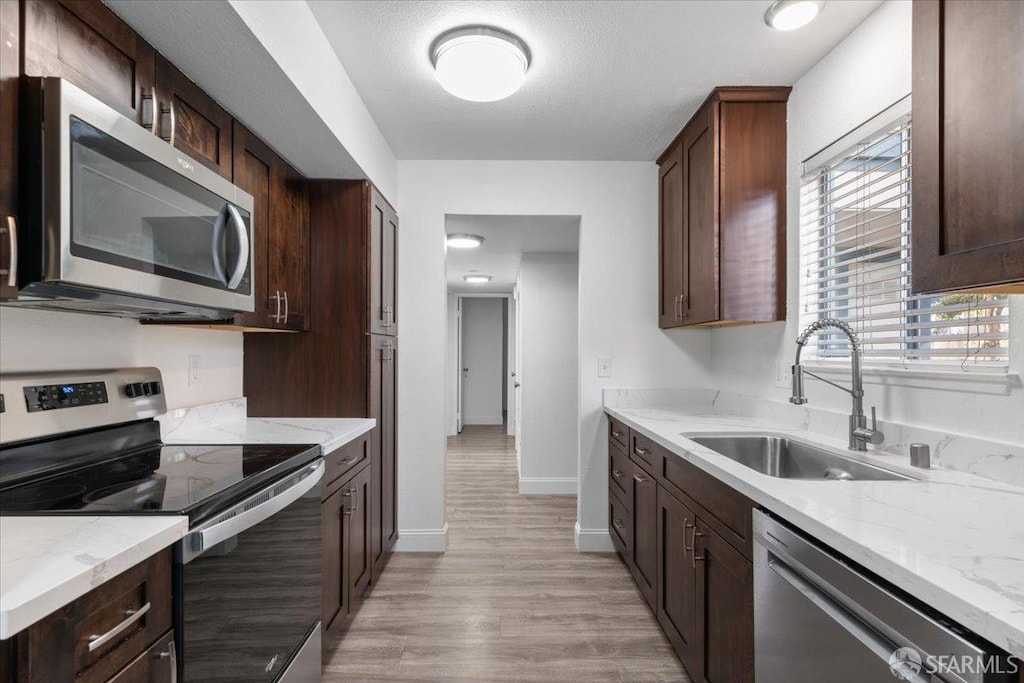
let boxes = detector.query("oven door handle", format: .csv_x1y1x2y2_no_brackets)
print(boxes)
183,460,323,564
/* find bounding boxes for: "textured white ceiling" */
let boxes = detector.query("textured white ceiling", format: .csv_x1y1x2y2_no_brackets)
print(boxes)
308,0,882,160
446,215,580,293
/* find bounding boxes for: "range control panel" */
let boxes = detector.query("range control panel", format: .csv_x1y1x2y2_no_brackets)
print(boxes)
24,381,109,412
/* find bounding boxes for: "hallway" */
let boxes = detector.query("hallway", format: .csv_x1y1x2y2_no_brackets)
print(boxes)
325,425,689,682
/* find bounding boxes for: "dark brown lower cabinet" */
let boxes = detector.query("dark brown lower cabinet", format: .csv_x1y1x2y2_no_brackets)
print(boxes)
656,486,698,664
322,462,372,657
0,550,174,683
369,334,398,578
629,460,658,607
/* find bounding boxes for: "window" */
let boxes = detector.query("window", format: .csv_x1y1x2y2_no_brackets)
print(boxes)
799,100,1010,371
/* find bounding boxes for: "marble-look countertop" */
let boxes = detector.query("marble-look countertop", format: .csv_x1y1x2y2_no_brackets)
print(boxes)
605,401,1024,659
160,398,375,454
0,516,188,639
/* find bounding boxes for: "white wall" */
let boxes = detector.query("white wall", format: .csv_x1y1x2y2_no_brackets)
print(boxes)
0,308,243,410
507,294,517,437
518,253,579,493
396,161,713,551
708,0,1024,449
461,297,505,425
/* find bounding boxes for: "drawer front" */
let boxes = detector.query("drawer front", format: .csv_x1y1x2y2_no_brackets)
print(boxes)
609,417,629,450
324,434,370,495
630,431,661,473
609,487,633,558
72,549,173,683
663,455,754,558
107,630,175,683
609,439,631,503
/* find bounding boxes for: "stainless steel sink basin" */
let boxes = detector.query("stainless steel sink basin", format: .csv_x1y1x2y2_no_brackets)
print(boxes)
686,434,916,481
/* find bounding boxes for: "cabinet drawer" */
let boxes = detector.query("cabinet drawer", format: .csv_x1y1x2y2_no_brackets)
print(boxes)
325,435,370,494
663,455,754,558
609,439,631,503
609,417,629,450
609,487,632,558
106,630,175,683
630,431,661,473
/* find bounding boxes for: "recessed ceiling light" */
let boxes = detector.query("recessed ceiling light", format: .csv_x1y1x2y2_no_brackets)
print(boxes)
431,26,530,102
463,274,493,284
447,233,485,249
765,0,822,31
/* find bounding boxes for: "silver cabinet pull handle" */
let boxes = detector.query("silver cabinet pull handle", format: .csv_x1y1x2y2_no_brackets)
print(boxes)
156,640,177,683
633,473,648,484
634,447,650,457
272,290,281,323
140,87,156,132
611,430,623,438
88,602,151,652
339,456,359,466
343,486,358,512
683,517,693,555
4,216,16,288
612,518,624,530
690,526,704,568
611,469,623,479
159,99,176,146
281,290,289,324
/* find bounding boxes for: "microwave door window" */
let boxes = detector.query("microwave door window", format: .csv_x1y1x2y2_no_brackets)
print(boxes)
68,117,251,294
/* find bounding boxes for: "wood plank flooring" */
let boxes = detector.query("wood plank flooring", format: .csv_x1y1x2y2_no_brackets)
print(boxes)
324,425,691,683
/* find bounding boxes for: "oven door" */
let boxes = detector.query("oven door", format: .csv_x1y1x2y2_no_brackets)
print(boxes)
178,460,323,682
33,77,255,313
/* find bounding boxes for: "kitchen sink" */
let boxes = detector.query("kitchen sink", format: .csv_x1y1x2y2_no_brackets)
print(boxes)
685,434,916,481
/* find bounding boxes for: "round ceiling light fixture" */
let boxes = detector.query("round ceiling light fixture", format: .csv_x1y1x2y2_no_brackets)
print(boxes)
431,26,530,102
765,0,823,31
447,233,485,249
463,274,493,284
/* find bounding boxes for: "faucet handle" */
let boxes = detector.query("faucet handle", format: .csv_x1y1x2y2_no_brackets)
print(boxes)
871,406,878,431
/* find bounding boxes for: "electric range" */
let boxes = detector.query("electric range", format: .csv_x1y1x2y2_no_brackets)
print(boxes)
0,368,324,683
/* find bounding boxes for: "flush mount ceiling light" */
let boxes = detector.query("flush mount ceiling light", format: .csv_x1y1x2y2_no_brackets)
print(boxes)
463,274,493,284
430,26,530,102
765,0,823,31
447,233,485,249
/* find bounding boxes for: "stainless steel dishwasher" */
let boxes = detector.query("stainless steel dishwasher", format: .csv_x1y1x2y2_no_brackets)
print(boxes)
753,511,1018,683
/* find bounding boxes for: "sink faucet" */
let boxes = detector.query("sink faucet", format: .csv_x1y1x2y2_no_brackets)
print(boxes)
790,318,884,452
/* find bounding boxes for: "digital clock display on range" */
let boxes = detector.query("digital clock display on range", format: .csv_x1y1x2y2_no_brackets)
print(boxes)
24,382,108,412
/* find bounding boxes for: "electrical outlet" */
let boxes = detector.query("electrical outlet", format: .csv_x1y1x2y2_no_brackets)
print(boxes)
775,361,790,389
188,355,201,386
598,356,612,378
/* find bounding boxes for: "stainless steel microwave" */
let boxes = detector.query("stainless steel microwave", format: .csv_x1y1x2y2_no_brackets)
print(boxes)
9,77,255,320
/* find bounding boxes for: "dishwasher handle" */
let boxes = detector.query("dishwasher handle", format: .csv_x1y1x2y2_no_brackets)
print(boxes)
767,558,931,683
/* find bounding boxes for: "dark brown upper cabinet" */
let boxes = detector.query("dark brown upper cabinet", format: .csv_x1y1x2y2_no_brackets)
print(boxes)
154,54,234,178
369,186,399,336
911,0,1024,295
231,122,309,331
0,0,19,300
658,87,790,328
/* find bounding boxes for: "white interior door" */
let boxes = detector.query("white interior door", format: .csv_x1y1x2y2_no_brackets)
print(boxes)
456,297,464,433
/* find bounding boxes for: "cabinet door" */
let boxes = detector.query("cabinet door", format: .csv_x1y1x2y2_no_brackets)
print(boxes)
912,0,1024,294
268,158,309,331
659,141,684,328
321,485,350,634
630,461,657,607
681,101,719,325
693,520,754,683
367,334,386,575
106,630,175,683
383,197,399,336
22,0,155,123
382,336,398,554
153,54,233,178
656,486,698,665
368,186,398,335
0,0,17,300
348,465,372,601
231,122,273,328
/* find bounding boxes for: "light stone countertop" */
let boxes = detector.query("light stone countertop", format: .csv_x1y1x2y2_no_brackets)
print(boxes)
0,515,188,639
605,401,1024,659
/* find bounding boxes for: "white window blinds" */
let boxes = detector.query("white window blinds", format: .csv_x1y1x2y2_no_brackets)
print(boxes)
799,104,1010,370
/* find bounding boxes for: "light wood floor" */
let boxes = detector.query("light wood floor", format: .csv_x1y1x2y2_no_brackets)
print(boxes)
324,425,691,683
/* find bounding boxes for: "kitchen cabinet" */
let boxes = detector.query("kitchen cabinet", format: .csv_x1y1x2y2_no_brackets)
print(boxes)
0,549,174,683
607,415,755,680
657,87,790,328
322,462,371,652
911,0,1024,294
153,54,233,178
245,179,399,584
0,0,18,301
231,122,309,331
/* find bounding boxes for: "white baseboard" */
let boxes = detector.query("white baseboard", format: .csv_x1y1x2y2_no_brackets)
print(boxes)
393,523,448,552
463,416,504,425
518,477,577,494
574,522,616,552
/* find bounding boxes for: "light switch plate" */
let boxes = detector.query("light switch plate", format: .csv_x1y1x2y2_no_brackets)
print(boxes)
598,356,612,378
775,361,790,389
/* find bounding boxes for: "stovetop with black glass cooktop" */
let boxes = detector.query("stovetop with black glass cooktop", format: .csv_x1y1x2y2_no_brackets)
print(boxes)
0,421,319,525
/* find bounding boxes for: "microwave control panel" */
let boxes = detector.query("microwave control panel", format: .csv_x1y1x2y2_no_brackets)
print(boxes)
24,382,109,412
